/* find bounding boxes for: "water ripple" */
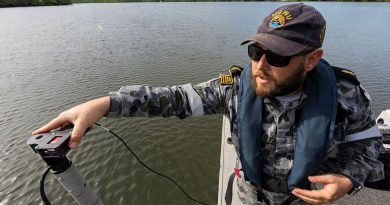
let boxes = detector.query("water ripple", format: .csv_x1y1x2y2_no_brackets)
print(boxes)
1,2,390,205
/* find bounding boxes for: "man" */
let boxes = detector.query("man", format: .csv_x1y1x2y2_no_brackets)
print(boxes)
33,3,384,205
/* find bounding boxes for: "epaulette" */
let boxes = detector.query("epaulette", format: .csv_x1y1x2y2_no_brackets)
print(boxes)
331,66,360,86
219,65,243,85
229,65,243,76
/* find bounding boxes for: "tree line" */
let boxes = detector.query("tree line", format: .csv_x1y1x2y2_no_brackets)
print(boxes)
0,0,71,7
70,0,390,2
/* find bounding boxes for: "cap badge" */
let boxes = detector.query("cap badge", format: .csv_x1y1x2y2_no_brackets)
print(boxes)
268,10,292,28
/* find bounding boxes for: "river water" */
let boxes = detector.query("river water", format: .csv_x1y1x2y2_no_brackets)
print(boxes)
0,2,390,205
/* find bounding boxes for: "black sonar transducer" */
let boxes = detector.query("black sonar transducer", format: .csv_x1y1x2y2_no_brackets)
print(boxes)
28,126,104,205
28,127,73,158
27,126,74,173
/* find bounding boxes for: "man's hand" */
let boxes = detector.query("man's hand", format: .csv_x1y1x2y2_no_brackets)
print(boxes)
32,97,110,149
292,173,354,205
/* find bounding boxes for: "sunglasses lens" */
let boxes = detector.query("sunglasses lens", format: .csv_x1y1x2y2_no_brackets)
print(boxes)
248,45,263,61
266,52,291,67
248,44,292,67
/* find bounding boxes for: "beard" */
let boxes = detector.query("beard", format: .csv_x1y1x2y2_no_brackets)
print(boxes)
252,63,306,98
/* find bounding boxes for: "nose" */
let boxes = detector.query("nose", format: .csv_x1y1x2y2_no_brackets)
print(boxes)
254,55,269,71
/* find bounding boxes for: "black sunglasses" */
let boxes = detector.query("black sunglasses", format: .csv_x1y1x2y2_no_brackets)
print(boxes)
248,44,314,67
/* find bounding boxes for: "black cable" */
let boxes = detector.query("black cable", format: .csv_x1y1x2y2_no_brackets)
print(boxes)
40,166,52,205
95,123,210,205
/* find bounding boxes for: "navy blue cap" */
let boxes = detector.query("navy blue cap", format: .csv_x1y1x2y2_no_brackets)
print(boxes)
241,3,326,56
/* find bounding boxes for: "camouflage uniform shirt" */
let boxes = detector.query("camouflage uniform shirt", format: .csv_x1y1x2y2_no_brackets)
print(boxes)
107,66,384,204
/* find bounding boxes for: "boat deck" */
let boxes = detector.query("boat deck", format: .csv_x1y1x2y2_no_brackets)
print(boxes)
218,116,240,205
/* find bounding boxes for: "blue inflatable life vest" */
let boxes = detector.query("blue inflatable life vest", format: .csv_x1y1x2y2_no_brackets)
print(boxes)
236,59,338,191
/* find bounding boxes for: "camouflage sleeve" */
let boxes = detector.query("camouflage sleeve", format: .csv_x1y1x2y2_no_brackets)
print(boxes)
106,77,233,119
332,139,384,189
331,79,384,188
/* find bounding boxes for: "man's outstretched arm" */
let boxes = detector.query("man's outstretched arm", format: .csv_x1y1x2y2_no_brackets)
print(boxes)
32,76,232,148
107,78,230,119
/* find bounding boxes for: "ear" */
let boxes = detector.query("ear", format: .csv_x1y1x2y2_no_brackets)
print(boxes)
304,48,323,72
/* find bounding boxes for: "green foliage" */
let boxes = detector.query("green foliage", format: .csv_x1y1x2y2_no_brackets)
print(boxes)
0,0,72,7
0,0,29,7
71,0,390,2
30,0,44,5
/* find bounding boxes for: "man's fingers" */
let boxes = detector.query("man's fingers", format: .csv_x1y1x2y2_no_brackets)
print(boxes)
60,121,72,130
292,188,326,200
69,122,89,149
292,191,322,205
293,188,337,204
32,117,65,135
308,175,334,184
